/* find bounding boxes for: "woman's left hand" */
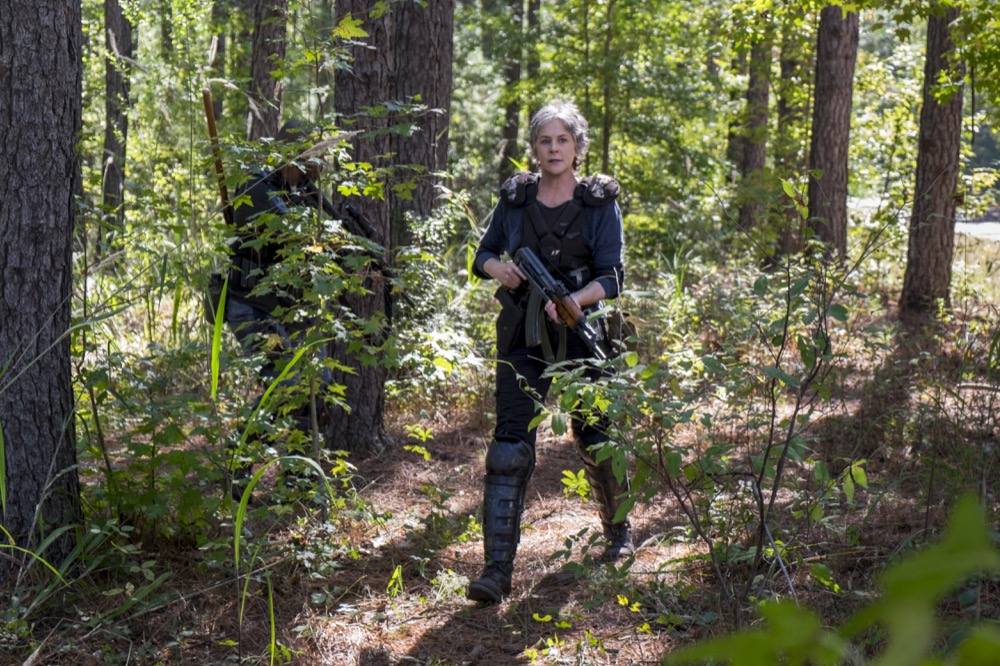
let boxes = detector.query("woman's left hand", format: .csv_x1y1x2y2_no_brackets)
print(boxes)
544,299,563,323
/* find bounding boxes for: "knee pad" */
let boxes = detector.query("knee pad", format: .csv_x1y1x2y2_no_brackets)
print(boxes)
486,439,535,480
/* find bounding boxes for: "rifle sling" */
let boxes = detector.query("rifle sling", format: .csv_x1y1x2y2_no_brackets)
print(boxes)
525,288,566,363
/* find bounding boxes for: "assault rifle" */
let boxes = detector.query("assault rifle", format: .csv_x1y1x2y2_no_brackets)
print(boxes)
513,247,612,361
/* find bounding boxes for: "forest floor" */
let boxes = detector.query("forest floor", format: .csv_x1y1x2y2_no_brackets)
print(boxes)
7,235,1000,666
63,358,995,666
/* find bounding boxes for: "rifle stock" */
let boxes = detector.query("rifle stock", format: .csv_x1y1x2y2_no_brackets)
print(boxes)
202,87,232,226
513,247,611,361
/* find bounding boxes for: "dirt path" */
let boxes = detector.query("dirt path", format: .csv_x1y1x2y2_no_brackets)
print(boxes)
308,425,704,665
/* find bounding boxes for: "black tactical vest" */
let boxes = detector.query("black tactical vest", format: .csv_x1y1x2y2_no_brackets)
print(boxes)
500,172,620,288
496,172,620,360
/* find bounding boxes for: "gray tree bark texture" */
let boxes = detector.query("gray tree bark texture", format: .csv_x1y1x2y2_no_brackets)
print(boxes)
738,25,772,232
331,0,396,456
246,0,287,141
0,0,83,569
327,0,455,456
101,0,134,247
900,5,964,316
391,0,454,247
776,10,810,255
807,5,859,260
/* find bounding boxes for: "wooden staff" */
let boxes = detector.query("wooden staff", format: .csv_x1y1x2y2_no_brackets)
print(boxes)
202,87,232,226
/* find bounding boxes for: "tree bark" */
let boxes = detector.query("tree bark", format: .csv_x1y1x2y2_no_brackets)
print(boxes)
775,9,810,255
737,21,772,231
725,49,748,184
493,0,523,185
247,0,287,140
900,5,964,316
210,0,228,119
391,0,454,246
331,0,394,456
599,0,618,174
0,0,83,570
806,5,859,260
101,0,134,251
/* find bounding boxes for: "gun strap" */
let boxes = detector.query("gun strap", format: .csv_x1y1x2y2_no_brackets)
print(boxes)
541,320,567,364
525,288,567,363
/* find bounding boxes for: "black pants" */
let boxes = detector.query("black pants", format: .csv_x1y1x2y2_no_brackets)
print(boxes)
494,334,609,448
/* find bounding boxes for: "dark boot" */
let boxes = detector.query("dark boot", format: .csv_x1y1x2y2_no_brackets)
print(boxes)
578,439,635,560
467,440,534,604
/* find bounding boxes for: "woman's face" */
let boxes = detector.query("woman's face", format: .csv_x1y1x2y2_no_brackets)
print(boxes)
533,119,577,178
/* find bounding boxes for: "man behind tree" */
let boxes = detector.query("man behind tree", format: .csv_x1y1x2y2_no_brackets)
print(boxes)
221,120,342,499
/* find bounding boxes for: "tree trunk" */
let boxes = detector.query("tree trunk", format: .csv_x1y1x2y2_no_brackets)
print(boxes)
101,0,134,252
599,0,618,174
210,0,228,119
0,0,83,570
900,5,964,316
526,0,539,106
737,21,772,231
806,5,859,260
331,0,394,456
390,0,454,247
247,0,287,140
775,9,810,255
493,0,523,185
725,49,748,184
159,0,173,60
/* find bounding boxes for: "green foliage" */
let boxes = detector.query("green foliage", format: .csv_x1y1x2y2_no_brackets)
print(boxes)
665,497,1000,665
5,0,997,661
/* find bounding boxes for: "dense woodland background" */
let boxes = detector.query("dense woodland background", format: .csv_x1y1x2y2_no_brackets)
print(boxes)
1,0,1000,663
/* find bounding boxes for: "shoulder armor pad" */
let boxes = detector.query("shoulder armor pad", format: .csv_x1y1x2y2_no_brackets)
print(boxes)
577,174,620,206
500,172,539,207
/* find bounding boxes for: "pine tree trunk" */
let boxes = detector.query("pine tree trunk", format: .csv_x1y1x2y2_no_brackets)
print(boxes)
247,0,287,140
900,5,964,316
0,0,83,572
775,9,811,255
599,0,618,174
210,0,228,119
391,0,454,247
101,0,134,251
495,0,523,185
331,0,394,456
737,22,772,231
806,5,859,260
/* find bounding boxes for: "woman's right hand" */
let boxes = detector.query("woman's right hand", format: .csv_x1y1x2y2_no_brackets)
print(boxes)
484,258,526,290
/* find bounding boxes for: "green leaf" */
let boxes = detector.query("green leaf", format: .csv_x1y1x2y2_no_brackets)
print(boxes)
842,474,855,504
550,413,568,436
810,563,842,593
850,463,868,488
781,178,797,199
701,356,726,375
332,13,368,40
754,276,770,296
762,365,800,387
829,303,849,322
955,627,1000,665
664,600,845,665
210,274,229,401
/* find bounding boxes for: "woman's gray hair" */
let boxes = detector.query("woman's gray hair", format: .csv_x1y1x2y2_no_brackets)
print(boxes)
529,101,590,169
